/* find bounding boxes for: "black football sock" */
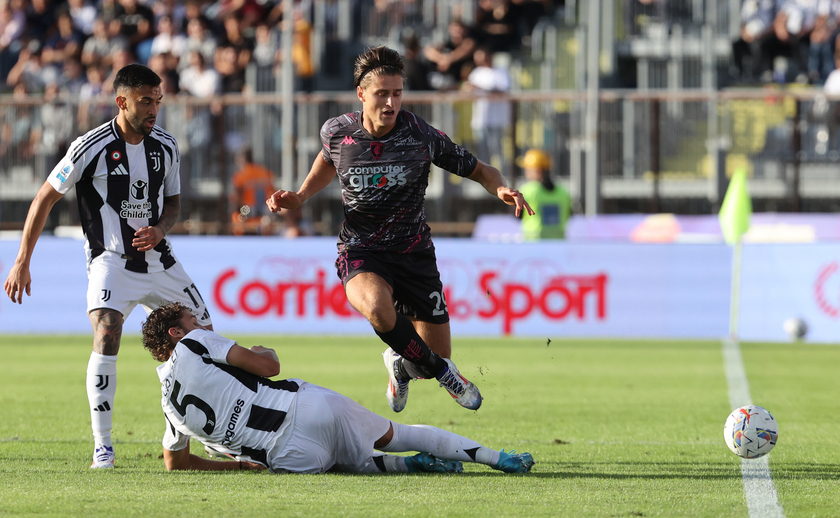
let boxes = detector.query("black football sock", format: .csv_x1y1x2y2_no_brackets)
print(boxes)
375,313,446,379
400,357,430,380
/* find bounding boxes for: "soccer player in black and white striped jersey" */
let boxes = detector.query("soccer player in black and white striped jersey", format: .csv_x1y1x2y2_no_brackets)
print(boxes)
141,302,535,474
3,64,212,469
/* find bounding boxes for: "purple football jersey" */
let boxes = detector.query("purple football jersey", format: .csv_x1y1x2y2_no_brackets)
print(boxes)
320,109,478,253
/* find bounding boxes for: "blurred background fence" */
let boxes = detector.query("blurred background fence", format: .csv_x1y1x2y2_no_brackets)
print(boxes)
4,88,839,236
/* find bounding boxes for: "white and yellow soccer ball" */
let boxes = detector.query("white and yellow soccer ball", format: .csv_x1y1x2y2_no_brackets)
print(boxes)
723,405,779,459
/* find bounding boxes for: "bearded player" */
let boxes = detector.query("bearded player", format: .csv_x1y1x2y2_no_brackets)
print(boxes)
4,64,212,469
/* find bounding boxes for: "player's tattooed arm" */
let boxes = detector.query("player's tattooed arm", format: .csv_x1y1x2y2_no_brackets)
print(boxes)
89,309,123,355
157,194,181,235
133,194,180,252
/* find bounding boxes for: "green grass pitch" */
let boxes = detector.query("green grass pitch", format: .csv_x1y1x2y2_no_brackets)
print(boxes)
1,335,838,517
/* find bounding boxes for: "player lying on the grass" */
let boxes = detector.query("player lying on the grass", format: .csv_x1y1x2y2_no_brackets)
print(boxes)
141,303,535,474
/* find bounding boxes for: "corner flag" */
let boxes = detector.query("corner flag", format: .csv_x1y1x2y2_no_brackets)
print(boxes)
718,169,752,245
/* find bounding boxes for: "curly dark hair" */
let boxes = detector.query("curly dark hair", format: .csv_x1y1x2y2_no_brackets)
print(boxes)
141,302,189,362
353,46,404,88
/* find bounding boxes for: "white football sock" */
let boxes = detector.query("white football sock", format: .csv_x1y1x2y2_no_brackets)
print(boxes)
379,423,500,466
86,352,117,447
358,454,411,473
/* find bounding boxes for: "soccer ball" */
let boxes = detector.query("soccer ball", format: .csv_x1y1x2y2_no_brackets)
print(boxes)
723,405,779,459
783,318,807,341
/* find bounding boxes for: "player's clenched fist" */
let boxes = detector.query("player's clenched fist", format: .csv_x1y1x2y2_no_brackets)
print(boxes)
266,190,303,213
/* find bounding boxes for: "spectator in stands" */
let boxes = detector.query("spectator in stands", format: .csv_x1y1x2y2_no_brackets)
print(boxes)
6,40,46,92
266,3,315,91
209,0,265,29
77,65,110,131
151,0,186,31
24,0,55,43
60,56,87,95
114,0,156,62
290,5,314,92
150,15,187,64
0,83,39,165
0,0,24,45
42,10,85,71
0,0,25,82
402,33,432,91
510,0,552,42
808,0,840,84
180,49,221,97
179,0,204,34
67,0,98,36
98,0,119,25
81,18,128,70
219,14,252,56
36,81,74,169
215,45,246,93
463,47,511,174
732,0,779,82
229,147,277,235
822,45,840,92
423,19,477,89
101,47,135,94
147,51,179,92
476,0,519,53
251,22,276,91
774,0,818,82
518,148,571,240
183,16,217,69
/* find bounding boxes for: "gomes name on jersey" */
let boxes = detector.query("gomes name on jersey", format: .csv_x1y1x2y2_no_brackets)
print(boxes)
346,164,407,192
221,398,246,446
120,200,153,219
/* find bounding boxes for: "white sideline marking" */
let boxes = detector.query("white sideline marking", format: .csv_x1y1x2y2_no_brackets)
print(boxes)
723,338,785,518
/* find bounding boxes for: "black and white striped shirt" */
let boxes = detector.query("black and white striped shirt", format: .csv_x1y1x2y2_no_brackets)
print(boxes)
47,118,181,273
158,330,301,467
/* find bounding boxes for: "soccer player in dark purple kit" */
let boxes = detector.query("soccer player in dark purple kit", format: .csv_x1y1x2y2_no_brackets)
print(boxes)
267,46,533,413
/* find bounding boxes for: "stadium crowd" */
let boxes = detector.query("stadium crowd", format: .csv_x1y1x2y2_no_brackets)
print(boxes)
0,0,559,99
0,0,561,214
731,0,840,87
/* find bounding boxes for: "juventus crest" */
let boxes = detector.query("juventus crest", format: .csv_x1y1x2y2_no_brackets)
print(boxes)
149,150,162,172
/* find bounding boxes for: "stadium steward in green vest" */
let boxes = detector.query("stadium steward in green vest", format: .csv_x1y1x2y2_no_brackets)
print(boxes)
518,149,571,240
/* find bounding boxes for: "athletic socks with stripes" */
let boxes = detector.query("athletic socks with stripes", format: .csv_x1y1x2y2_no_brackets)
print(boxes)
86,352,117,448
375,313,447,380
379,423,500,467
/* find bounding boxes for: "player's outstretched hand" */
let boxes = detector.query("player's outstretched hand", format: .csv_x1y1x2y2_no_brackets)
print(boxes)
497,187,535,218
4,263,32,304
133,226,165,252
266,190,303,213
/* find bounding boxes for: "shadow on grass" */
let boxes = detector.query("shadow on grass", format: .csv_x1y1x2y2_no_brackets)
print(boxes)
4,455,839,482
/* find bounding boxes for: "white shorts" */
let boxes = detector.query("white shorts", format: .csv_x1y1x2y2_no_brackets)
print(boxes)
269,383,391,474
86,251,212,325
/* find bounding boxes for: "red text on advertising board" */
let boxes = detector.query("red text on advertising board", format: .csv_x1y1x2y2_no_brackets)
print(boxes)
814,261,840,318
213,268,355,317
466,271,608,334
212,266,608,334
